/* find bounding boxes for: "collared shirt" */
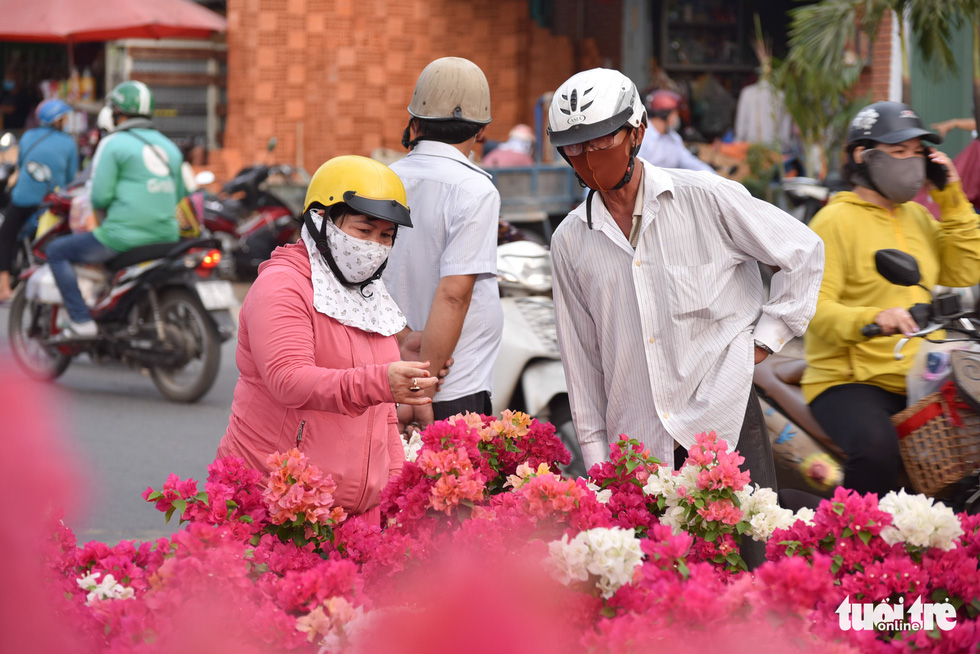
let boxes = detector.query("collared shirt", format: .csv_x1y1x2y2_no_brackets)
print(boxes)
637,124,715,173
384,140,503,401
628,167,645,248
551,160,824,469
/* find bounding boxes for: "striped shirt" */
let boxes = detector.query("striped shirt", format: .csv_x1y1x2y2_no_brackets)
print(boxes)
551,160,824,469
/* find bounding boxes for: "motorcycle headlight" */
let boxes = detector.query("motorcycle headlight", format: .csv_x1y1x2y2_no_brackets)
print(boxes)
497,252,552,292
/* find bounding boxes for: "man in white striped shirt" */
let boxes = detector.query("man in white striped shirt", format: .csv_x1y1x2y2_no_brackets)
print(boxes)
547,69,823,503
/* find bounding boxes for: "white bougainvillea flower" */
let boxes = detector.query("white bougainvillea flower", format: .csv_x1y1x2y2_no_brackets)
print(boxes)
586,480,613,504
878,489,963,551
547,527,643,599
76,571,135,604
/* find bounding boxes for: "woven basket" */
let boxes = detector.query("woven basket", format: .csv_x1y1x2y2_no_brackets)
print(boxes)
891,383,980,496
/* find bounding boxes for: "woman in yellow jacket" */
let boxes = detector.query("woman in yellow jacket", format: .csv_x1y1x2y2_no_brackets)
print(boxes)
802,101,980,495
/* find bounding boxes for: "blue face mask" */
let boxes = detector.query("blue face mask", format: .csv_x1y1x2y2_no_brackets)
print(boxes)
3,79,14,92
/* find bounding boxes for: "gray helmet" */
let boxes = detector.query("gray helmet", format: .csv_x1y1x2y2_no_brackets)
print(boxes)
408,57,492,124
846,101,941,146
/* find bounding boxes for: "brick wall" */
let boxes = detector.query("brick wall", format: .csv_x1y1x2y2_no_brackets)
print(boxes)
850,11,894,103
214,0,593,179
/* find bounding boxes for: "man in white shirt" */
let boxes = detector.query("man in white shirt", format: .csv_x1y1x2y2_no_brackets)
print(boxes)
385,57,503,426
638,90,715,173
547,69,823,518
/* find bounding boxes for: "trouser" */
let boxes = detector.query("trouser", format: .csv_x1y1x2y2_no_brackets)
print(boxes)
674,387,776,570
0,203,38,272
46,232,119,323
432,390,493,421
810,383,906,496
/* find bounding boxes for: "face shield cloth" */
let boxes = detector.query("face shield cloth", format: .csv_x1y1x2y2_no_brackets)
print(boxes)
862,148,926,205
322,219,391,283
567,133,635,192
301,210,407,336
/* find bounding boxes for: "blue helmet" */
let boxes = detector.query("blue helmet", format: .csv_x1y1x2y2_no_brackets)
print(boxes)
36,99,72,127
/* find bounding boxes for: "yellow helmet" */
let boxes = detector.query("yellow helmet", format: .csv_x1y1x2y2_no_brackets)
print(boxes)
303,155,412,227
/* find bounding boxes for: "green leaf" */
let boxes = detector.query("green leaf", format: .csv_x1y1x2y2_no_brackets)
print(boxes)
842,527,854,539
195,491,208,502
239,516,253,524
172,499,187,516
858,530,873,546
146,491,162,501
599,605,617,619
625,459,639,474
694,498,705,509
164,507,175,524
705,529,719,543
735,521,748,535
677,560,690,579
726,552,743,566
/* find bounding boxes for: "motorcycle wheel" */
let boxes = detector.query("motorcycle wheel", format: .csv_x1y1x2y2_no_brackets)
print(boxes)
149,288,221,403
550,396,587,478
7,286,71,380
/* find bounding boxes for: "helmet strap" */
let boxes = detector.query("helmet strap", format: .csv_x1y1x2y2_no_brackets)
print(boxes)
585,189,597,230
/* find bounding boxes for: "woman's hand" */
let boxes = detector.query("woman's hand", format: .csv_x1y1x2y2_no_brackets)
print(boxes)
873,307,919,336
927,149,960,186
388,361,437,404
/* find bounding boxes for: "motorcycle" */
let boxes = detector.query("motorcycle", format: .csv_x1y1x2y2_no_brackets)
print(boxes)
755,249,980,513
8,209,237,403
201,141,309,280
491,230,585,477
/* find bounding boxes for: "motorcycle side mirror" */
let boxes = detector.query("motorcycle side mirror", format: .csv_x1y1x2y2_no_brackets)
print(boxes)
195,170,216,186
267,137,277,152
0,132,16,151
874,249,921,287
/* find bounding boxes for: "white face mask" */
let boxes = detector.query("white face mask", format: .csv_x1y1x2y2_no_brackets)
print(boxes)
323,217,391,284
300,210,407,336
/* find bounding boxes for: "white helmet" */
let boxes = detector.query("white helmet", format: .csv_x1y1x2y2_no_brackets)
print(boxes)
548,68,645,147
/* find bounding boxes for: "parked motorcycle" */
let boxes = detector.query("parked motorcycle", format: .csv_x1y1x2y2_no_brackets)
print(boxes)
8,210,237,403
491,232,585,477
201,156,308,280
756,249,980,513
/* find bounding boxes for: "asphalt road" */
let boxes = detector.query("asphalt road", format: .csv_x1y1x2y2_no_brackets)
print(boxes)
0,284,249,545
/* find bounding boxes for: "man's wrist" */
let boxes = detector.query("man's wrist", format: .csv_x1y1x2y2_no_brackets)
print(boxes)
754,340,773,355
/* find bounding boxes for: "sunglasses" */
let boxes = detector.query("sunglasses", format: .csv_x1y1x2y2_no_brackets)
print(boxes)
561,128,625,157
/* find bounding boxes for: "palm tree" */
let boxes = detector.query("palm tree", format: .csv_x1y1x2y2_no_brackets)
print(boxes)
773,0,965,177
786,0,959,105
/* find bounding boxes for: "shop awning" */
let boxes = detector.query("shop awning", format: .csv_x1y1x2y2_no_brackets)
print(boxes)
0,0,227,43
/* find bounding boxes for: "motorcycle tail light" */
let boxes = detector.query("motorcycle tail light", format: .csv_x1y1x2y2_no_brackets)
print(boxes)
199,249,222,270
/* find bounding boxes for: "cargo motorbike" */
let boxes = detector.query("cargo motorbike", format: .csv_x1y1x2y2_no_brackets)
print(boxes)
8,210,237,403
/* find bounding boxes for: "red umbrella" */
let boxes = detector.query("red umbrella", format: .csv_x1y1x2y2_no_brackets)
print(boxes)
0,0,226,43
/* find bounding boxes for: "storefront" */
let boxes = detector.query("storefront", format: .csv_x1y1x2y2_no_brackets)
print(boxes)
650,0,816,141
0,0,226,161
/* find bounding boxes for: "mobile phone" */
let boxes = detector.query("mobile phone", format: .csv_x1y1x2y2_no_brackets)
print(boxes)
925,147,948,191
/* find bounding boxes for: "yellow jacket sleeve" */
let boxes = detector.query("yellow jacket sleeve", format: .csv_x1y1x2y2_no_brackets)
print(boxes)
807,212,882,346
928,181,980,288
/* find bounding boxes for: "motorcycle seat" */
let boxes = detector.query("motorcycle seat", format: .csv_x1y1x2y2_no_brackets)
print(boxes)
105,237,221,272
753,355,846,459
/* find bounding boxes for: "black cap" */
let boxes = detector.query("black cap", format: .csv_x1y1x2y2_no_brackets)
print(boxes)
846,101,942,146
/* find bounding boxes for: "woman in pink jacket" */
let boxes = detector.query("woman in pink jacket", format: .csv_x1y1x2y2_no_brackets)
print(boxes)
216,155,436,523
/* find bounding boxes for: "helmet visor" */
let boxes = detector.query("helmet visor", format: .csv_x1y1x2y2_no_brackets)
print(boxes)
873,127,942,145
548,106,635,147
344,191,413,228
